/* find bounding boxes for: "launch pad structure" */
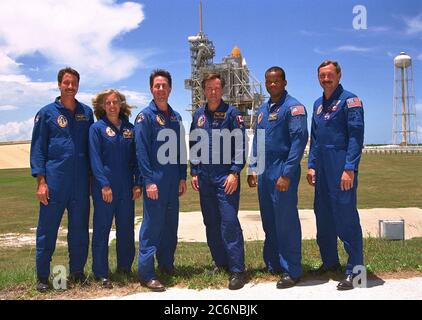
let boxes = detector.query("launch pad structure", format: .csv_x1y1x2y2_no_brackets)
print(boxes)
184,0,264,128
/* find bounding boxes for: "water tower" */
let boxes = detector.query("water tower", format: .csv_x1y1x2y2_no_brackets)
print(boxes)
392,52,418,146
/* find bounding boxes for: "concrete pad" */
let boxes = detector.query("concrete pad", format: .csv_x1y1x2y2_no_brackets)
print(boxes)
0,143,30,169
98,277,422,300
174,208,422,242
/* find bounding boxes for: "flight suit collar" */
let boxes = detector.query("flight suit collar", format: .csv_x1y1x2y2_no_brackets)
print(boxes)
267,90,288,113
101,116,128,133
54,96,87,117
322,84,344,109
205,100,228,115
149,99,175,117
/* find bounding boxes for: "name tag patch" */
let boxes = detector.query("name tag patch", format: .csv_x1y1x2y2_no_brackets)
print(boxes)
75,114,88,121
214,112,226,120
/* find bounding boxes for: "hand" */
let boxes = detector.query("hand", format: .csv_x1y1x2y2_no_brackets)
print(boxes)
146,183,159,200
247,172,257,188
275,176,290,192
102,186,113,203
179,179,187,196
132,186,142,200
224,173,238,195
341,170,354,191
307,168,316,186
36,177,49,205
191,175,199,191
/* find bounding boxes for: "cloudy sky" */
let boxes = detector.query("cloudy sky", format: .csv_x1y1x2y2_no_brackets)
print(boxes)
0,0,421,144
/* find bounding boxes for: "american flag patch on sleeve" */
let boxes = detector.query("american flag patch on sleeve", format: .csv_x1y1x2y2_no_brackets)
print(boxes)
291,105,305,116
346,97,362,108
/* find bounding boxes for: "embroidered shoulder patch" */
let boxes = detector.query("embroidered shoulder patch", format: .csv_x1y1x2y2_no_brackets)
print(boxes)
291,105,305,116
136,113,145,123
257,112,264,124
236,115,244,127
316,105,323,115
197,115,206,128
347,97,362,108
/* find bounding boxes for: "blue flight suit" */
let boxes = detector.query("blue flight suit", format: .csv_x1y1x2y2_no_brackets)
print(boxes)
30,97,93,280
89,116,141,279
308,84,364,276
134,100,187,282
190,100,246,273
250,92,308,279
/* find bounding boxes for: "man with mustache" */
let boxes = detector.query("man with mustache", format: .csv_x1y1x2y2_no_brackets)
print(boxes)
307,60,365,290
30,67,94,292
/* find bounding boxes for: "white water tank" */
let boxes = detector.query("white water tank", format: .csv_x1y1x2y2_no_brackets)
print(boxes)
394,52,412,68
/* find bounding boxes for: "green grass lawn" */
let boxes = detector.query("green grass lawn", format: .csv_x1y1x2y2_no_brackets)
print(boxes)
0,238,421,299
0,153,421,298
1,153,421,234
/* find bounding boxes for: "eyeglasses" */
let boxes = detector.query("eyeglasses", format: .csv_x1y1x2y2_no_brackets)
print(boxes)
104,100,122,106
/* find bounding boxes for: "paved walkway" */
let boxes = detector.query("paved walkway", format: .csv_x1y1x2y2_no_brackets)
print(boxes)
98,277,422,300
112,207,422,244
102,208,422,300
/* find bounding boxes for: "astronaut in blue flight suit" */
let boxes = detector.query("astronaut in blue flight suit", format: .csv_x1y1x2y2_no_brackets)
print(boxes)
190,73,246,290
89,89,142,289
248,66,308,289
30,67,93,292
134,69,187,292
307,60,364,290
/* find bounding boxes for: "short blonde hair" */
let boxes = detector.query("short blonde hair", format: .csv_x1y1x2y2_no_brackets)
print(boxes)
92,89,133,120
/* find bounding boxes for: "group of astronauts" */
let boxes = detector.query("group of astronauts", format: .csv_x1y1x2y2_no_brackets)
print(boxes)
30,59,364,294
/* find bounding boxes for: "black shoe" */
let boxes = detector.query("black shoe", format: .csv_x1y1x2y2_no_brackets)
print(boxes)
100,278,113,289
228,272,245,290
36,278,50,293
310,263,342,275
337,275,355,290
69,272,88,285
276,274,300,289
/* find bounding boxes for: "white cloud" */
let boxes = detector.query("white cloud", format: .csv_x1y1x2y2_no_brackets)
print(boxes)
313,47,327,55
0,118,34,141
369,26,391,33
0,75,57,111
0,105,18,111
0,51,21,74
335,45,373,53
405,14,422,34
76,89,149,108
120,90,149,107
0,0,145,83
